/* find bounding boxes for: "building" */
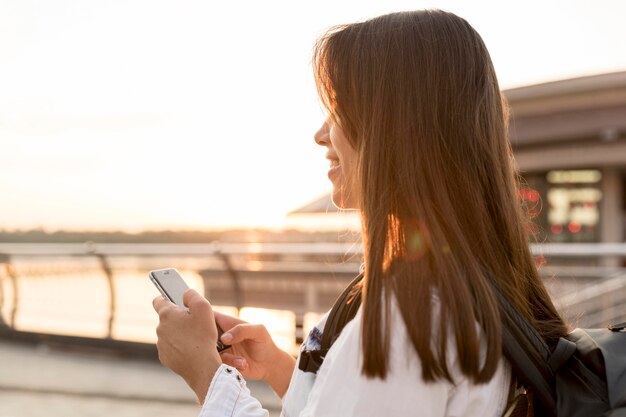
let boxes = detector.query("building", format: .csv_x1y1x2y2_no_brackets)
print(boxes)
508,71,625,245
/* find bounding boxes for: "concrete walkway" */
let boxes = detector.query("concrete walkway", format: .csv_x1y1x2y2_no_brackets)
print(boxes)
0,340,281,417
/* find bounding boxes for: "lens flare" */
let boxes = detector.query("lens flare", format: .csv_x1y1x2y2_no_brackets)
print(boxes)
403,219,430,262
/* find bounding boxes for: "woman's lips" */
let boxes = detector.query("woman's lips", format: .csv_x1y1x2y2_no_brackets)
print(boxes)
328,163,341,179
327,155,341,180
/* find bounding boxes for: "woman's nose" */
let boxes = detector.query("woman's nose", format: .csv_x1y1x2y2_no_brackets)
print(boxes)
314,120,330,146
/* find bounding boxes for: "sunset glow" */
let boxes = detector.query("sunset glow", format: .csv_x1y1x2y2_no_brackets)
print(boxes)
2,0,625,231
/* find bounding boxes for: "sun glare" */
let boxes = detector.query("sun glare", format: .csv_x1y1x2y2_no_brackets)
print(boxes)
1,1,625,232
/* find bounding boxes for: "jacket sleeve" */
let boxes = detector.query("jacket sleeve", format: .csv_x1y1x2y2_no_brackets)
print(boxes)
198,364,269,417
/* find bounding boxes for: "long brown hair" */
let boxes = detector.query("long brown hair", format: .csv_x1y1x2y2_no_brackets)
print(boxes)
313,9,567,382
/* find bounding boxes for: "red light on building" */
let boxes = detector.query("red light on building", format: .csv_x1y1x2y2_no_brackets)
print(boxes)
551,224,563,234
520,188,540,202
568,221,582,234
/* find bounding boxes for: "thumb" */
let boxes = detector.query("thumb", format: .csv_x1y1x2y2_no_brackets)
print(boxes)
221,323,267,345
183,289,212,318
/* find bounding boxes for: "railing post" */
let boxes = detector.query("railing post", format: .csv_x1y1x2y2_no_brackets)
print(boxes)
0,253,8,326
217,251,243,316
7,263,18,329
96,253,116,339
0,269,3,326
295,312,305,345
0,254,19,329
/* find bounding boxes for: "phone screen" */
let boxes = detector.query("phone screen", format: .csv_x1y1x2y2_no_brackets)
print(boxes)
149,268,189,310
149,268,230,352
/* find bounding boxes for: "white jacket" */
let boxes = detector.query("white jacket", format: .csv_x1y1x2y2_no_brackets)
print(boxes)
199,296,511,417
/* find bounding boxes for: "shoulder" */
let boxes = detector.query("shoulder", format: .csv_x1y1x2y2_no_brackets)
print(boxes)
301,301,450,416
301,292,511,417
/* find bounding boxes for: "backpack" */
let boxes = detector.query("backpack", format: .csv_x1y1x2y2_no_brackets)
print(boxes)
492,279,626,417
298,273,626,417
298,273,363,374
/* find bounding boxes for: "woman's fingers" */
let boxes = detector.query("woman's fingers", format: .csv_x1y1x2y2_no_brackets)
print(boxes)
183,289,212,317
152,296,185,324
214,310,246,331
152,295,171,313
220,351,249,371
221,323,267,345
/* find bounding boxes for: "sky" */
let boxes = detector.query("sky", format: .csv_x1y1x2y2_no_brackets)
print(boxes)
1,0,625,232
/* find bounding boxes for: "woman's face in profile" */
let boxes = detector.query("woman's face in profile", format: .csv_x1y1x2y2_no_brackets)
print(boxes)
314,118,358,210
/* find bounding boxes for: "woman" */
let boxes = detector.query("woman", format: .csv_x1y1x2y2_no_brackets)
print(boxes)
152,9,567,417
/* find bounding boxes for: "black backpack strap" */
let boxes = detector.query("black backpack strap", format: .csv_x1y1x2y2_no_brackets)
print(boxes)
488,277,558,417
298,349,327,373
298,273,364,374
547,337,577,373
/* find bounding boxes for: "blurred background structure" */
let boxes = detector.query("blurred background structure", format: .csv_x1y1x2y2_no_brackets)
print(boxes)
508,72,625,251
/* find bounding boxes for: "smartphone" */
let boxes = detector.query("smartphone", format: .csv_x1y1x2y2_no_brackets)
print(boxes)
149,268,230,352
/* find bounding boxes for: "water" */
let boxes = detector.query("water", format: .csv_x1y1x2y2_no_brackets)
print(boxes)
4,245,622,351
0,255,326,356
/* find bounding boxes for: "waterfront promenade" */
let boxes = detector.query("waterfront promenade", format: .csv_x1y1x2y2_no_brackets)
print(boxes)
0,242,624,416
0,339,281,417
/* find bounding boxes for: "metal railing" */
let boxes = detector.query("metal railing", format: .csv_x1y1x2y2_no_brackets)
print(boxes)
0,242,624,339
0,242,362,341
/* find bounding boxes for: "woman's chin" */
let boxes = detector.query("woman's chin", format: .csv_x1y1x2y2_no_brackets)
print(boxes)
331,191,358,210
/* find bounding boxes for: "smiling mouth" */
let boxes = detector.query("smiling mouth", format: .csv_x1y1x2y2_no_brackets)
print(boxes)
327,159,341,180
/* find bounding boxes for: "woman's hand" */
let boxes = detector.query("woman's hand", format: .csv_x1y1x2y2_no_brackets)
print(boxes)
215,311,296,398
152,289,222,404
